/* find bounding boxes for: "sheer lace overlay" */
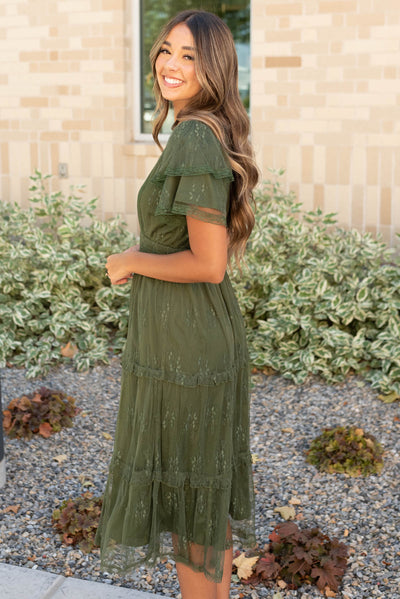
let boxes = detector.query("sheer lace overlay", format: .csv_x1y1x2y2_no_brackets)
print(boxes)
95,120,255,583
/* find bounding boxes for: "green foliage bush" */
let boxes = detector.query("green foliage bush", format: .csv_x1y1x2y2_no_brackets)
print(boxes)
306,425,384,477
1,170,400,394
0,171,135,377
52,491,102,553
232,173,400,394
3,386,78,440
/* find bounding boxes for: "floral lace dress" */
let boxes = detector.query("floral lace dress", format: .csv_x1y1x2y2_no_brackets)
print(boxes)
96,119,255,583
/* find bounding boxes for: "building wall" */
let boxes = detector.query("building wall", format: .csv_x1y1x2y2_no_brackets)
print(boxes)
252,0,400,246
0,0,399,246
0,0,158,233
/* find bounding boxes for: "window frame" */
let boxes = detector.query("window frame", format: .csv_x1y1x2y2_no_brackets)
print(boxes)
133,0,170,143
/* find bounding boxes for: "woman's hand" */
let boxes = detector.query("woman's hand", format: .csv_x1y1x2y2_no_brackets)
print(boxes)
106,217,228,285
106,245,139,285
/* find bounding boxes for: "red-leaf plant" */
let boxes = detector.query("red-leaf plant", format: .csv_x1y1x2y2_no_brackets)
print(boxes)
3,386,79,439
52,492,103,553
234,521,348,595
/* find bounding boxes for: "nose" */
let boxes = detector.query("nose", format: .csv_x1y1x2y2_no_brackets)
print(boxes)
165,54,178,70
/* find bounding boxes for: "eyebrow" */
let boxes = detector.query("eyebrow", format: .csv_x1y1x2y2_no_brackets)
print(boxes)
162,40,196,51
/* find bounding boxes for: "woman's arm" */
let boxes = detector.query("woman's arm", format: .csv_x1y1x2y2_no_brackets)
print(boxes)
106,212,228,285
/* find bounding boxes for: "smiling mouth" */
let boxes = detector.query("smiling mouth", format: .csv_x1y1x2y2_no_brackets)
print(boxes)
162,76,184,87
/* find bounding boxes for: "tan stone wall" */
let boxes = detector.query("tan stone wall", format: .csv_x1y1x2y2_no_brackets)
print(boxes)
252,0,400,246
0,0,399,246
0,0,159,233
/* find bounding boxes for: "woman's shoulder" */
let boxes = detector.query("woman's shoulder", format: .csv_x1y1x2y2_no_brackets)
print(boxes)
152,118,233,182
170,119,221,149
174,118,214,134
168,119,230,163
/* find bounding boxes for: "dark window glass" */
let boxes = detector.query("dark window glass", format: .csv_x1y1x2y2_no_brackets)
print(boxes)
140,0,250,134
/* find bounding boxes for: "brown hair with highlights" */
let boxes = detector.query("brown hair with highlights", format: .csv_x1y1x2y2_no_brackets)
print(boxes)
150,10,260,262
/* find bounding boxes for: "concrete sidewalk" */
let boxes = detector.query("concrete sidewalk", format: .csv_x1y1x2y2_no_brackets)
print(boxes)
0,563,169,599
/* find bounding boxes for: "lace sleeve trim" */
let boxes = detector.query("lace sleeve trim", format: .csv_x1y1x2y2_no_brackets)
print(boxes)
150,166,234,184
155,202,226,226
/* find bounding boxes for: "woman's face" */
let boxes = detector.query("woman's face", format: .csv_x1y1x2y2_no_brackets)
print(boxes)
155,23,202,116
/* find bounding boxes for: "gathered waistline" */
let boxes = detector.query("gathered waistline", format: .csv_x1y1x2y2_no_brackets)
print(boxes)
139,230,188,255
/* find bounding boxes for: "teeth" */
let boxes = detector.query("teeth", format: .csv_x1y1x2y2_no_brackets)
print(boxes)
165,76,182,84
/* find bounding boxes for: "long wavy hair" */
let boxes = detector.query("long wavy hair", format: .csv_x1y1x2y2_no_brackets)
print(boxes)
149,10,259,261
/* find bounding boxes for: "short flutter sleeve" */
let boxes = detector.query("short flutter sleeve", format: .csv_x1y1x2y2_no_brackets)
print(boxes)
150,120,234,226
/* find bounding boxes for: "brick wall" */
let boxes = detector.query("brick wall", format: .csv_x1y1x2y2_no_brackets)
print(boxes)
0,0,399,246
252,0,400,246
0,0,159,232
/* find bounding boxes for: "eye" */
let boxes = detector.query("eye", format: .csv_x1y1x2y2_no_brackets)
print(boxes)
159,48,170,55
183,54,194,61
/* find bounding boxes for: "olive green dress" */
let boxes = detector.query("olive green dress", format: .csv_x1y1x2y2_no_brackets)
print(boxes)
96,119,255,583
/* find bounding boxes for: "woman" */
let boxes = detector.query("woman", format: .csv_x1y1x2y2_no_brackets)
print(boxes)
96,10,259,599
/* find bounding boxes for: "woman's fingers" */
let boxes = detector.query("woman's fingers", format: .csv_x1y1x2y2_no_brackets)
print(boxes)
106,253,132,284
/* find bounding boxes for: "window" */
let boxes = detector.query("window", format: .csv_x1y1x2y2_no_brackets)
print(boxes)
135,0,250,138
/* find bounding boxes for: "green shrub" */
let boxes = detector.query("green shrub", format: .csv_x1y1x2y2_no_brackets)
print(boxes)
3,386,78,439
233,521,348,593
0,171,135,377
2,170,400,394
52,492,102,553
306,425,384,477
232,173,400,394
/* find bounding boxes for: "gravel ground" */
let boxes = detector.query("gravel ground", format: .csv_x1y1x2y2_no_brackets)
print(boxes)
0,360,399,599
